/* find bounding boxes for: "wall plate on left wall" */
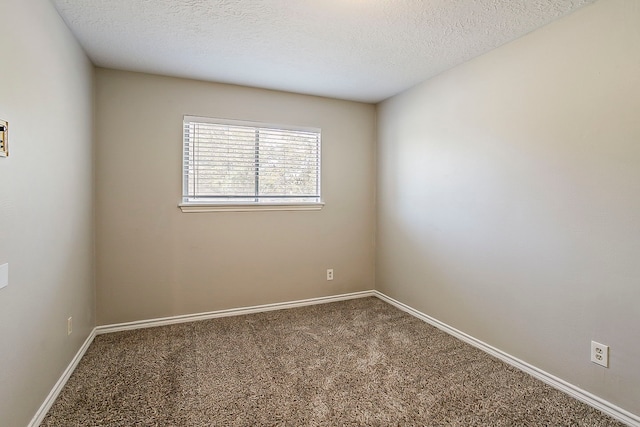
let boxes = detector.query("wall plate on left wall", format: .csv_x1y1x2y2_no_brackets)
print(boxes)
0,119,8,157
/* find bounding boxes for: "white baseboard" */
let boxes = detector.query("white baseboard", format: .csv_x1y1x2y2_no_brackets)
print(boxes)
373,291,640,427
30,290,375,425
28,328,97,427
96,290,376,334
31,289,638,427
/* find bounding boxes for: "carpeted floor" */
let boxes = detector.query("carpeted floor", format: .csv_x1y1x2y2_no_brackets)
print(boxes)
42,297,626,426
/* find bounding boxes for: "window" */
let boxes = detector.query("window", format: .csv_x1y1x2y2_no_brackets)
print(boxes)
181,116,322,212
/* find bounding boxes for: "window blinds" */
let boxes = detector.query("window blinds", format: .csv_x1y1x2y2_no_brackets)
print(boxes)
183,116,321,204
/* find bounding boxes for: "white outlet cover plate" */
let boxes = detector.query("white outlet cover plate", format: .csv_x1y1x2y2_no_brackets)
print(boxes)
0,263,8,289
591,341,609,368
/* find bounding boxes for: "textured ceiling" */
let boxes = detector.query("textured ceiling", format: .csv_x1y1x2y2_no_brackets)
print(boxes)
51,0,597,103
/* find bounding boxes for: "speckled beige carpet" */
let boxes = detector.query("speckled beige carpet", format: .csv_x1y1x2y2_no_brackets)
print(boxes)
42,297,625,426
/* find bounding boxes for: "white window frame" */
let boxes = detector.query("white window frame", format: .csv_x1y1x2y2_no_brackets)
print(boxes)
179,115,324,212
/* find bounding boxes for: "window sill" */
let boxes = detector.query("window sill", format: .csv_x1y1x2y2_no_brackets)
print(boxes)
179,202,325,213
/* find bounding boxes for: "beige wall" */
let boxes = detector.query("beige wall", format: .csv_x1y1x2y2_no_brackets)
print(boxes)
376,0,639,416
94,69,376,325
0,0,95,426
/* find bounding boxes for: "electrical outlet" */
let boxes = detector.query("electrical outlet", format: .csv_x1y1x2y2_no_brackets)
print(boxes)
67,317,73,336
591,341,609,367
326,269,334,281
0,263,8,289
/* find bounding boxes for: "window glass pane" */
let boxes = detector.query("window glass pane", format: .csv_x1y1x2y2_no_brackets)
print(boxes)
258,129,319,197
183,117,321,204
